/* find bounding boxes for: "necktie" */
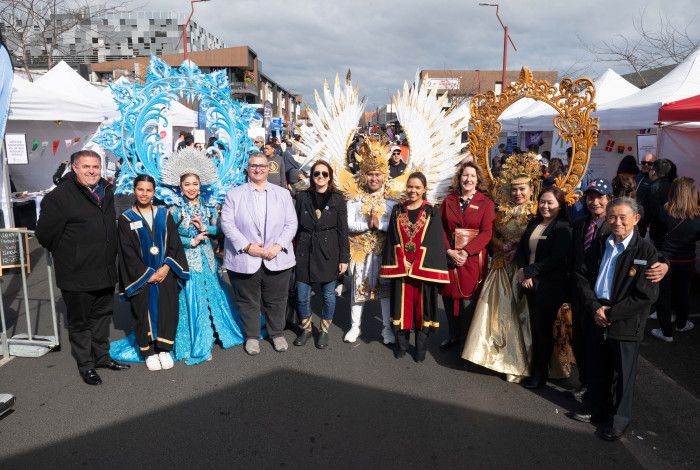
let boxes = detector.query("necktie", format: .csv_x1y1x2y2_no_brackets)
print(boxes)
583,219,596,252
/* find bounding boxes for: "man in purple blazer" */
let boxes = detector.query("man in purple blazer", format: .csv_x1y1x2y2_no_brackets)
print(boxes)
221,152,298,355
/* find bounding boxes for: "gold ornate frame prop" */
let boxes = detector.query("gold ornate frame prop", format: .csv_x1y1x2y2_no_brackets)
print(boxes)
468,68,599,204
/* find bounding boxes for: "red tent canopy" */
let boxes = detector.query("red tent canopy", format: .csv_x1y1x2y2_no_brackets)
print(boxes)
658,94,700,122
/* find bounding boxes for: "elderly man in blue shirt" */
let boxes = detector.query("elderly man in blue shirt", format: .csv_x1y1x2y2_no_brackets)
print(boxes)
572,197,659,441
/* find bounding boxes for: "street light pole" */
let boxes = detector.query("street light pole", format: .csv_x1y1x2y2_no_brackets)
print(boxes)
183,0,210,61
479,3,517,93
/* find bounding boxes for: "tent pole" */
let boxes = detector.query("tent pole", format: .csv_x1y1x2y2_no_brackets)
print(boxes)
0,140,14,227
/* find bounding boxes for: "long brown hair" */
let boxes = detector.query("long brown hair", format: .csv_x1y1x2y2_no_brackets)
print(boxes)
308,159,337,192
450,161,488,194
665,177,700,219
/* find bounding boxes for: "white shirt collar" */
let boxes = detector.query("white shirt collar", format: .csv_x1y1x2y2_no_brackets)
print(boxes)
606,230,634,250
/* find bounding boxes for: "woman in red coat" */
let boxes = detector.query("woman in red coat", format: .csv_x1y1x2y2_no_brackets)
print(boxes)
439,161,495,350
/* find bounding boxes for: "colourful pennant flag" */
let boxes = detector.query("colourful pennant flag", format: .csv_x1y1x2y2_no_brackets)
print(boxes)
52,140,59,155
65,139,73,148
31,139,40,151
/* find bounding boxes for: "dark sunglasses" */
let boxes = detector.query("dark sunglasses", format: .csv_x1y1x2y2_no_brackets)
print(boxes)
640,161,654,166
313,170,329,178
392,151,401,155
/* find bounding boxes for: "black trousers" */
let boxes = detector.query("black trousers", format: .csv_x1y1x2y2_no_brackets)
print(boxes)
526,292,560,379
441,296,474,344
657,261,693,337
228,266,291,340
61,287,115,372
589,339,640,431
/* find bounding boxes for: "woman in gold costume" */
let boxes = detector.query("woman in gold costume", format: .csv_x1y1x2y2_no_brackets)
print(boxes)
461,153,542,382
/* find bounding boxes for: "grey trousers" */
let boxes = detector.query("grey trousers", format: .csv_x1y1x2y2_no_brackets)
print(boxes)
228,267,291,340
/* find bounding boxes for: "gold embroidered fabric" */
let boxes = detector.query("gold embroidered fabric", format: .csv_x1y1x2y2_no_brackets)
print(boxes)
462,209,532,380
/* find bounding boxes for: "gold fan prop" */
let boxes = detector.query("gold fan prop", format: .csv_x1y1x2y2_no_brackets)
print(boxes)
468,68,599,205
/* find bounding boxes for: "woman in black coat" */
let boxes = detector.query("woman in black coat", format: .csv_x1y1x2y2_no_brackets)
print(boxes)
515,186,572,389
293,159,350,348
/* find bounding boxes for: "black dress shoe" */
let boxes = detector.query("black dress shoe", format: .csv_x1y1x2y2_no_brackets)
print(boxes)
80,369,102,386
393,347,406,359
567,412,592,423
439,338,458,350
599,426,624,441
316,332,329,349
414,351,426,363
96,360,130,371
293,329,312,346
522,377,546,389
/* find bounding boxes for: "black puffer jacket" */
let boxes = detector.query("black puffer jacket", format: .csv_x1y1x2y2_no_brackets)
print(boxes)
36,173,118,291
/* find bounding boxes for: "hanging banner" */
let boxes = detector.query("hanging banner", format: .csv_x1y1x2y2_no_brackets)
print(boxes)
550,129,568,162
636,134,657,161
52,140,60,155
5,134,28,164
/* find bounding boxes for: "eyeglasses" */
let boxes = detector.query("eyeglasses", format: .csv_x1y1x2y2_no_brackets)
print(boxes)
640,161,654,166
313,171,329,178
392,151,401,155
254,140,263,144
249,163,269,169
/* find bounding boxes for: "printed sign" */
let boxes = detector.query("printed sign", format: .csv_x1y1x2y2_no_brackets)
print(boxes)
5,134,28,164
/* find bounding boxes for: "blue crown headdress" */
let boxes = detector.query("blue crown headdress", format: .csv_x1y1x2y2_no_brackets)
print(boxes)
94,55,257,206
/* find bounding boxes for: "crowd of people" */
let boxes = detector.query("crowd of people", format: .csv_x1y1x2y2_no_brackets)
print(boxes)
33,136,699,443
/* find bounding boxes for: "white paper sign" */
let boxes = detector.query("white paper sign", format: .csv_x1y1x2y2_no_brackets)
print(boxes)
193,129,206,144
5,134,28,165
637,134,657,162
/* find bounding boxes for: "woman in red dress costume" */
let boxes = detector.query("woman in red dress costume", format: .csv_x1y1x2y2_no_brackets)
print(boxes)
380,172,450,362
439,161,495,350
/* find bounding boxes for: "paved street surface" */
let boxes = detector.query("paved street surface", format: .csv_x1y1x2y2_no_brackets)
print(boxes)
0,242,698,469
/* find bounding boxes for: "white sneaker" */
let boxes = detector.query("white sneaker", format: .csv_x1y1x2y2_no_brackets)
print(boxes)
272,336,288,352
650,328,673,343
676,321,695,332
145,354,162,371
381,326,396,345
159,352,174,370
344,326,360,343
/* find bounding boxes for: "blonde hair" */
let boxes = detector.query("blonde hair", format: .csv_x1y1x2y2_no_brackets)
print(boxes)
665,177,700,220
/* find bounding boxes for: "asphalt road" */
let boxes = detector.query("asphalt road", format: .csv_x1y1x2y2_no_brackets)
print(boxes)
0,242,698,469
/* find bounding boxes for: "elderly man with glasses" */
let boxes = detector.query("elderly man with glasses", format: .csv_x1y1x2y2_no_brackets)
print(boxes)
221,152,298,355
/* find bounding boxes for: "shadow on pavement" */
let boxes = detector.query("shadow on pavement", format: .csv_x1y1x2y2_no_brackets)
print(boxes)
0,369,639,469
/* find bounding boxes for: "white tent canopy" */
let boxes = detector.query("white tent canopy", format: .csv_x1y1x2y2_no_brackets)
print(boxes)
500,69,640,131
595,47,700,130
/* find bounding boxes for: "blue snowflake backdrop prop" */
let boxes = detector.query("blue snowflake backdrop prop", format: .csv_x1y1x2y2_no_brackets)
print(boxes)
95,55,257,206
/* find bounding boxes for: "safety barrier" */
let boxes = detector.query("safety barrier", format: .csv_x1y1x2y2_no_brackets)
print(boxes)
0,228,59,365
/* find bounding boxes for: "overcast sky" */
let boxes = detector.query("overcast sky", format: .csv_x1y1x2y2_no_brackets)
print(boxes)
139,0,699,108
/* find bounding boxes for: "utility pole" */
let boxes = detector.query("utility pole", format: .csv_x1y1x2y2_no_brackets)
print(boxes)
479,3,517,93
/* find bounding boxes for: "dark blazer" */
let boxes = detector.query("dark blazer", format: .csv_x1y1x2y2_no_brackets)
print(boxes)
36,173,118,291
516,217,572,308
439,191,495,299
575,231,659,341
294,190,350,283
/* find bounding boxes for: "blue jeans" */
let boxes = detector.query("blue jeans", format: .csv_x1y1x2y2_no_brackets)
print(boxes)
295,281,337,321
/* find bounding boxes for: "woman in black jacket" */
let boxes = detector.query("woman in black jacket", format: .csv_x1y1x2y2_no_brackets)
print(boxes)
650,177,700,342
293,159,350,348
515,186,572,389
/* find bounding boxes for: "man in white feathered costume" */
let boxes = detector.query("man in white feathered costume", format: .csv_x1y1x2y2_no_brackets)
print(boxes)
344,140,397,344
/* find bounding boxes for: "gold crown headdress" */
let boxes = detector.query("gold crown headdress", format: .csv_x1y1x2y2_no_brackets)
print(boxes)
492,151,543,216
354,139,390,177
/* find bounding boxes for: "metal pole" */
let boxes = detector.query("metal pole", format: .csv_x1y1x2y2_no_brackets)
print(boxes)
0,279,9,360
502,25,508,92
17,231,32,341
46,251,59,348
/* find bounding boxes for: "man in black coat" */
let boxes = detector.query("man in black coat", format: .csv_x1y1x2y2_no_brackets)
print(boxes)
570,179,613,397
572,197,659,441
36,150,129,386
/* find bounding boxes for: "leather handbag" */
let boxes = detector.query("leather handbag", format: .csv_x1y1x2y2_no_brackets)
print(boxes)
454,228,479,250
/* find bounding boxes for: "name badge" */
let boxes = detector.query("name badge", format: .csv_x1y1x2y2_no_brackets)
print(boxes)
633,259,647,266
130,220,143,230
539,236,547,240
469,204,479,210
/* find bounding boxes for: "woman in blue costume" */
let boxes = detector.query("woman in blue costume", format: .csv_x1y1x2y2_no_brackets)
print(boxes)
170,168,245,365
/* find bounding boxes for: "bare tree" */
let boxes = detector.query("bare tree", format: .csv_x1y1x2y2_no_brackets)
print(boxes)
579,7,699,86
0,0,129,81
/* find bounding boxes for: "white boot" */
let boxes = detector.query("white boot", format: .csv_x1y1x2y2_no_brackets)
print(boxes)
380,298,395,344
159,351,174,370
344,304,363,343
145,354,161,371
